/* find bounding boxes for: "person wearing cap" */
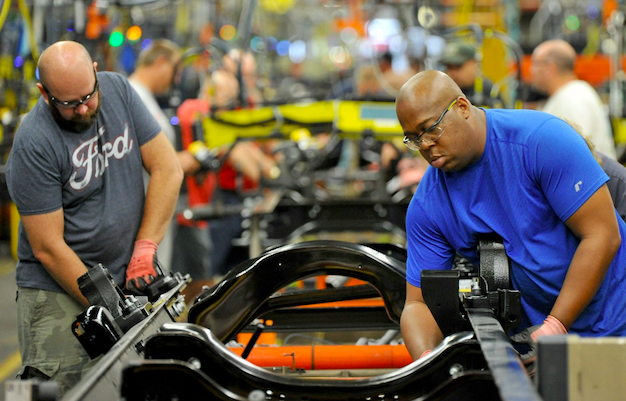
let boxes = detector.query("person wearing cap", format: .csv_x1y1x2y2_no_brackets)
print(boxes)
440,42,502,108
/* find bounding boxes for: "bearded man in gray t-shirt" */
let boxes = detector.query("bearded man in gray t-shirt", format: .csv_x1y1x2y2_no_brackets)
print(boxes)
5,41,183,396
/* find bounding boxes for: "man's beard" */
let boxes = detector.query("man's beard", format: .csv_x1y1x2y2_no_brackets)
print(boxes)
49,91,101,133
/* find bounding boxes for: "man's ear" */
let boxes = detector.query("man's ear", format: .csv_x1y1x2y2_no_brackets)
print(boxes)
457,96,471,117
36,83,49,104
93,61,98,71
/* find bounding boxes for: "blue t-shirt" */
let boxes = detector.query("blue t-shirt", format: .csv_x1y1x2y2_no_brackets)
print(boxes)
406,108,626,336
6,72,162,291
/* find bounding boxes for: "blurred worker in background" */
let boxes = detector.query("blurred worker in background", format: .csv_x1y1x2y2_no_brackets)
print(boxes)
201,48,263,109
378,51,417,93
354,52,416,100
129,39,214,301
531,39,617,159
199,48,278,276
440,42,503,108
6,41,182,396
352,52,423,194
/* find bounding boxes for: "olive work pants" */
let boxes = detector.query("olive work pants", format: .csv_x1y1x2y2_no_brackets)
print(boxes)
16,288,100,398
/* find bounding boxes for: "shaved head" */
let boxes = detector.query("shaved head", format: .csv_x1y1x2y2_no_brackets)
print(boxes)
36,41,100,133
38,41,94,92
395,70,486,172
396,70,464,125
398,70,463,103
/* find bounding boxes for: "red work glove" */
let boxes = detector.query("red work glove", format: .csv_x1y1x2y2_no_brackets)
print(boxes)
125,239,162,295
510,315,567,376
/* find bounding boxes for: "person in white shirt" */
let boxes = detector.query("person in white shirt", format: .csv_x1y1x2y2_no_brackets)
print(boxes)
530,39,617,159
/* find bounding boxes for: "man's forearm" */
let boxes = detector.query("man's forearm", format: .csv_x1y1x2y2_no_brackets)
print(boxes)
36,244,90,307
137,166,183,243
551,235,619,328
400,301,444,360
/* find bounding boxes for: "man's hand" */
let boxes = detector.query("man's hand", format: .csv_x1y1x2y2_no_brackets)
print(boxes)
125,239,162,295
188,141,219,171
419,349,432,359
510,315,567,375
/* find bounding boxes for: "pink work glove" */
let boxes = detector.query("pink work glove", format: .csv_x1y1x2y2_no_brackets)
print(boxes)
510,315,567,376
125,239,161,295
530,315,567,342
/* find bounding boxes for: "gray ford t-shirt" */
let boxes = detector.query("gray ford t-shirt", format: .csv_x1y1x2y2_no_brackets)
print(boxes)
6,71,162,292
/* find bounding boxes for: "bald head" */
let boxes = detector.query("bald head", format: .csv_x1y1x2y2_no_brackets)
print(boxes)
35,41,100,133
397,70,465,115
533,39,576,74
38,41,94,89
396,70,487,172
530,39,577,95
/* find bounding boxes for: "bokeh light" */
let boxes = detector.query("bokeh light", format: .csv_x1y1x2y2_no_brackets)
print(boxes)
141,39,153,50
250,36,265,52
289,40,306,63
602,38,617,54
14,56,24,68
109,31,125,47
127,26,142,42
220,25,237,41
367,18,401,46
170,116,179,125
565,15,581,31
276,40,290,56
340,27,358,44
328,46,352,69
587,5,600,19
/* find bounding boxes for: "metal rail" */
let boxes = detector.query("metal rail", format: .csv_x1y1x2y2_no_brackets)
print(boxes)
466,308,542,401
62,280,188,401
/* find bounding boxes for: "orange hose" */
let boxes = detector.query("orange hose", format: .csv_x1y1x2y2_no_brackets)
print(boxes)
229,344,412,370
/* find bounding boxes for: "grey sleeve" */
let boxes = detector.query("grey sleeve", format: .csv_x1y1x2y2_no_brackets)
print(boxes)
6,146,63,216
600,153,626,221
607,173,626,221
117,73,162,146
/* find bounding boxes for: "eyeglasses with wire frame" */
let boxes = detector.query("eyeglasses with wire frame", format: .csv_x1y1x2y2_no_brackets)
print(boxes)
403,98,458,150
42,71,99,110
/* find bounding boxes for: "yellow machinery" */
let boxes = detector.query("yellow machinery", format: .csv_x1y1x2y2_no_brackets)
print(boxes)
200,100,403,149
